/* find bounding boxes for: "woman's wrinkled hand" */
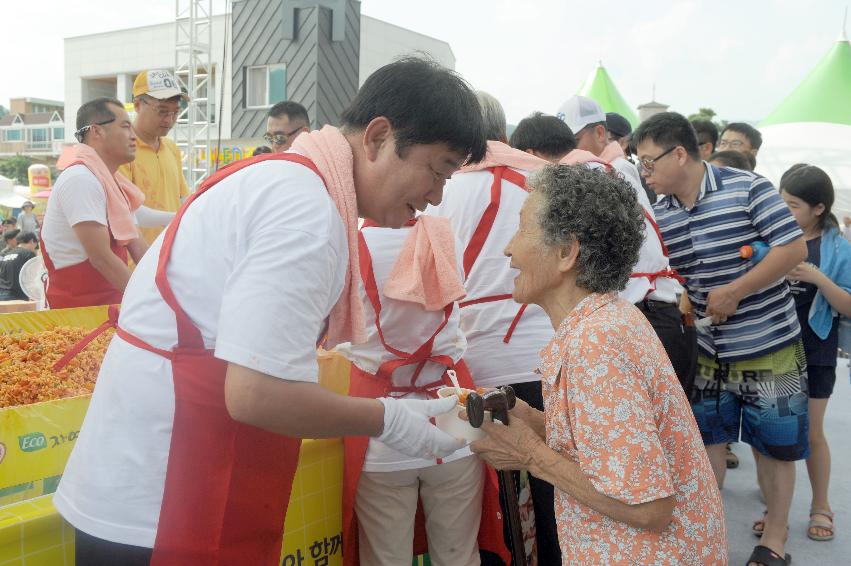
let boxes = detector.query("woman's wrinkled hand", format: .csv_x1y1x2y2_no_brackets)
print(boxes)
469,414,546,471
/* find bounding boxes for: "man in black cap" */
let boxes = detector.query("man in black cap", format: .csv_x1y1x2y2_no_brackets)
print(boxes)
606,112,632,155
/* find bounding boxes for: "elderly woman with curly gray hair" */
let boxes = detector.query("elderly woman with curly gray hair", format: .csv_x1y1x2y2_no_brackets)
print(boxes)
470,164,727,565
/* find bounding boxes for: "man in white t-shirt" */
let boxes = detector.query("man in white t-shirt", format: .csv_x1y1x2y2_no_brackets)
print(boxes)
41,97,149,309
54,58,488,565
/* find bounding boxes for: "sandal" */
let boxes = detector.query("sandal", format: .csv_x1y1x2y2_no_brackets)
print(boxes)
747,544,791,566
726,443,739,469
752,510,767,536
808,509,835,541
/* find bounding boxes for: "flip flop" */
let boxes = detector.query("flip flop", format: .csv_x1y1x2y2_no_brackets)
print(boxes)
747,544,791,566
808,509,835,541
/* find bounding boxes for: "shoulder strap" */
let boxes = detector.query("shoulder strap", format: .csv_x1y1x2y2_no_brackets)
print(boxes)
462,166,527,278
357,230,453,373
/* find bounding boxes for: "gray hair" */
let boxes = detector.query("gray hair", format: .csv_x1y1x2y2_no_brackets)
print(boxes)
476,91,507,142
530,164,645,293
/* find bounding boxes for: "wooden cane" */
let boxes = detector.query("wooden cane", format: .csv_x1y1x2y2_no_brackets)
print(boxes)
467,388,527,566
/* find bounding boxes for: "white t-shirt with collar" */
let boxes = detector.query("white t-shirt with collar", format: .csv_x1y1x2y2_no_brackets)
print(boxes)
53,159,348,548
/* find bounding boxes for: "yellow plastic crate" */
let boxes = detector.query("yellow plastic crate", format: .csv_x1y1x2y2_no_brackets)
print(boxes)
0,309,351,565
1,307,108,508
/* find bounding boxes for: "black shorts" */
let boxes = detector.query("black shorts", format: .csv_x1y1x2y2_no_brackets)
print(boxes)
808,365,836,399
634,299,697,397
75,529,152,566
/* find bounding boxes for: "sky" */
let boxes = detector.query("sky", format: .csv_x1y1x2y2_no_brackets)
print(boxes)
1,0,848,124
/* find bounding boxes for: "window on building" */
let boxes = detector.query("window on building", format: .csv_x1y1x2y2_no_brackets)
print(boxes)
246,64,286,109
5,129,22,141
53,127,64,139
31,128,48,142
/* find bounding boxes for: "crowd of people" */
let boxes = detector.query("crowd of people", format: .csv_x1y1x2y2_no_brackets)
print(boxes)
2,56,847,566
0,201,40,301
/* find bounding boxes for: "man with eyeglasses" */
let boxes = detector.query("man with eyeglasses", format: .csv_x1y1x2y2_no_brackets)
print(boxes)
264,101,310,152
718,122,762,168
41,97,149,309
118,69,189,243
637,112,808,566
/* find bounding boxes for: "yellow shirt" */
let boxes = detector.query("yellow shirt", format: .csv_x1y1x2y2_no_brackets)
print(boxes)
119,135,189,243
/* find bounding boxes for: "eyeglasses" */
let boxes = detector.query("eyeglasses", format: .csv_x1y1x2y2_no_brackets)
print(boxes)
74,118,116,142
717,139,746,149
637,146,678,174
264,126,305,146
140,97,181,119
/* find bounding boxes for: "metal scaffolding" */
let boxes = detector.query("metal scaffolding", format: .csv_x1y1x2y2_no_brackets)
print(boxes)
174,0,213,191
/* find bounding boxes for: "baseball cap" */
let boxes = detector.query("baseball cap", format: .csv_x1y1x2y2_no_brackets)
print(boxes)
605,112,632,139
133,70,189,100
556,95,605,135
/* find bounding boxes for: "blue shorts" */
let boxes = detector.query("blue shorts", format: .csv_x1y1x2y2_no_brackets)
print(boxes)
691,341,809,461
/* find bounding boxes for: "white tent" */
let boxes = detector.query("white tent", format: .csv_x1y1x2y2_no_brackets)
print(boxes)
0,185,32,209
757,33,851,218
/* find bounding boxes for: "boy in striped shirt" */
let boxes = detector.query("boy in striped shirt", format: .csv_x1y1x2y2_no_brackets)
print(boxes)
634,112,808,566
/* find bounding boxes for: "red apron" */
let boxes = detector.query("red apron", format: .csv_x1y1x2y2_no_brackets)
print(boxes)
41,234,127,309
115,153,324,565
342,225,510,565
629,208,686,297
458,166,530,343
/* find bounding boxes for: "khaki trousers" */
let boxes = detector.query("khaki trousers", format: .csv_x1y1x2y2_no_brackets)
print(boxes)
354,455,484,566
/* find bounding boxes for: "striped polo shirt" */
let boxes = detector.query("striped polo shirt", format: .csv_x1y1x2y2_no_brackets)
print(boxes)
653,164,802,362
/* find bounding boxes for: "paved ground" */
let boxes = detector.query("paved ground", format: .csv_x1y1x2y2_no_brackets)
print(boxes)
724,357,850,565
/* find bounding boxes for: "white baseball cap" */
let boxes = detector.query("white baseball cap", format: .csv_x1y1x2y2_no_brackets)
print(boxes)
556,95,605,135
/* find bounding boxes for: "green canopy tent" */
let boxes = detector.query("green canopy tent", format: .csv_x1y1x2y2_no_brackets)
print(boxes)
757,33,851,216
577,62,639,128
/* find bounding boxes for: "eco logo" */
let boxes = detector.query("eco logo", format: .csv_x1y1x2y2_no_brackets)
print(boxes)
18,432,47,453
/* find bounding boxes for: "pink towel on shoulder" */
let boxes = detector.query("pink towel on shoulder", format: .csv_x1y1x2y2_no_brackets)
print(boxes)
291,125,366,347
459,140,549,173
559,148,608,166
599,140,625,163
383,216,466,311
56,144,145,244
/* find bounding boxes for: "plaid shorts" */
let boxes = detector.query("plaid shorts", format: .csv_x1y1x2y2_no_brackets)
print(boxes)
690,340,809,461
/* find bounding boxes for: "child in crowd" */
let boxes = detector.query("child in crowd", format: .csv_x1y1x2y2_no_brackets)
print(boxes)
779,164,851,542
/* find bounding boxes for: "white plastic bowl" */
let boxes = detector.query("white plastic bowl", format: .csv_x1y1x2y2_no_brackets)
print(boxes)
434,387,489,442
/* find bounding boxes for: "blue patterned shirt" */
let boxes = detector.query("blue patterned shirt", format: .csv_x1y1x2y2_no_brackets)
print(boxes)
653,164,803,362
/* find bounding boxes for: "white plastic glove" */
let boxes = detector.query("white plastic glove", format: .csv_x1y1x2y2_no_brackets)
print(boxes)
376,396,466,459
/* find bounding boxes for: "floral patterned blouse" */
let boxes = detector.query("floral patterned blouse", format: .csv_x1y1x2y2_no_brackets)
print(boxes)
539,292,727,565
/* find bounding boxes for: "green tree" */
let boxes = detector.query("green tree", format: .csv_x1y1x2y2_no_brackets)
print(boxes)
0,155,34,184
687,108,728,131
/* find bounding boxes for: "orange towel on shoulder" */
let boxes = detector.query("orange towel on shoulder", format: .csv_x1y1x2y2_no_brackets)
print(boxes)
383,216,466,311
56,144,145,244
